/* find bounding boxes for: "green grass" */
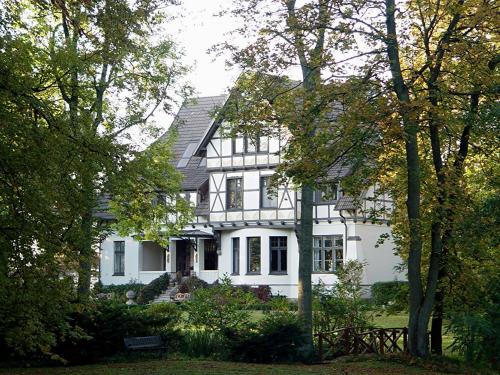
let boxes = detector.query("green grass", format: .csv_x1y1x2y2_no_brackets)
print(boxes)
372,312,408,328
0,358,455,375
371,312,455,356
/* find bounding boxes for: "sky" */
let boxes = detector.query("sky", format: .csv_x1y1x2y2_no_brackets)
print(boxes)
169,0,240,97
135,0,240,147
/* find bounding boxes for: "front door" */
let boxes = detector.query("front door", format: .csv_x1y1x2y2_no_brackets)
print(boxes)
176,240,191,276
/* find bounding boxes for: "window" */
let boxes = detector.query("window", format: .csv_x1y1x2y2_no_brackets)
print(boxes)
270,236,287,274
227,178,243,209
232,238,240,275
204,239,218,270
113,241,125,275
177,142,198,168
244,135,268,153
247,237,261,273
260,176,277,208
232,137,244,154
313,235,343,272
315,182,340,203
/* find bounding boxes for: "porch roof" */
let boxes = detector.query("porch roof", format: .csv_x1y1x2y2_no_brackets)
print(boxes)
174,229,214,239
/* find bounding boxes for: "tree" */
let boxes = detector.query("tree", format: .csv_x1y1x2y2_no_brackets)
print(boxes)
0,0,190,357
218,0,375,359
0,0,191,301
324,0,498,356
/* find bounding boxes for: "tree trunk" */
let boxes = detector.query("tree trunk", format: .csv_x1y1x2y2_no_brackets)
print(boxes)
385,0,426,356
431,266,445,354
77,182,95,301
297,184,314,361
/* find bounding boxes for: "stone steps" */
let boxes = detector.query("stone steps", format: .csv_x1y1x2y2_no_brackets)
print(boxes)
151,285,179,304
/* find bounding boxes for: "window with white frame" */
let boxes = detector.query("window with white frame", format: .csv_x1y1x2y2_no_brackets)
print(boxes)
312,235,343,272
247,237,261,274
244,135,268,153
232,137,244,154
204,239,218,270
232,237,240,275
226,177,242,209
113,241,125,275
270,236,287,274
260,176,277,208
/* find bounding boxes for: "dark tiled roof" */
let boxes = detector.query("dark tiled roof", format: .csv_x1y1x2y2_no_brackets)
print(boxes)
159,95,227,190
334,196,357,210
94,194,114,220
195,199,209,216
326,162,352,179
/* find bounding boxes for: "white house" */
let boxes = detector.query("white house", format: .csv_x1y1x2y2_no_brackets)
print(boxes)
99,95,403,298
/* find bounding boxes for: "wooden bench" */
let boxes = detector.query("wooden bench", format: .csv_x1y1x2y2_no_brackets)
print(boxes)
123,335,166,357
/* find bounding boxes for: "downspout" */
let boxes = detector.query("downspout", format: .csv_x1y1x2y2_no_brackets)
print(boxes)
339,209,348,261
98,238,103,285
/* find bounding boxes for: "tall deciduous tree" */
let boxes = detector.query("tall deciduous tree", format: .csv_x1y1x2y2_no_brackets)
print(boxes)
2,0,190,301
0,0,190,355
330,0,498,356
219,0,375,359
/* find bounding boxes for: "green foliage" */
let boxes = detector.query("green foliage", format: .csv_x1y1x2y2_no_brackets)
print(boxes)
229,312,304,363
0,0,190,304
137,273,170,305
313,260,372,333
184,276,257,333
109,134,194,246
0,273,79,362
180,330,228,359
447,268,499,369
56,300,179,363
371,281,409,314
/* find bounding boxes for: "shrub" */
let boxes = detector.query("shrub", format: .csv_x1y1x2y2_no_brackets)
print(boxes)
144,302,183,351
178,276,208,294
184,275,256,333
56,300,178,363
228,312,304,363
180,329,227,359
254,285,272,302
0,273,81,363
313,260,372,334
371,281,409,313
136,273,170,305
448,272,499,370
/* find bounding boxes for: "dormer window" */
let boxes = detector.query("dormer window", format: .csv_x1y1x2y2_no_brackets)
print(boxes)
177,142,198,168
315,182,341,204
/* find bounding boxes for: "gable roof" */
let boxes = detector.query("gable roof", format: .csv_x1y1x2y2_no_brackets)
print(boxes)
158,95,227,190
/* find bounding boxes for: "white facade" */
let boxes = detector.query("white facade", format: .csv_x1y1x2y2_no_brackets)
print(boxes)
99,97,404,298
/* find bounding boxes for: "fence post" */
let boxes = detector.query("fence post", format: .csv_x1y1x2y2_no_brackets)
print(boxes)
403,328,408,353
344,329,350,355
392,330,397,352
318,334,323,362
379,329,385,354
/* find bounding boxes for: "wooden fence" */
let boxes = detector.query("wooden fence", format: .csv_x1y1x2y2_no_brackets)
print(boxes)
315,327,408,361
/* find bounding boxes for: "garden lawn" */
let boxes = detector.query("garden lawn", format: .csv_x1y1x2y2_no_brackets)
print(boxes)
372,313,455,356
0,358,453,375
